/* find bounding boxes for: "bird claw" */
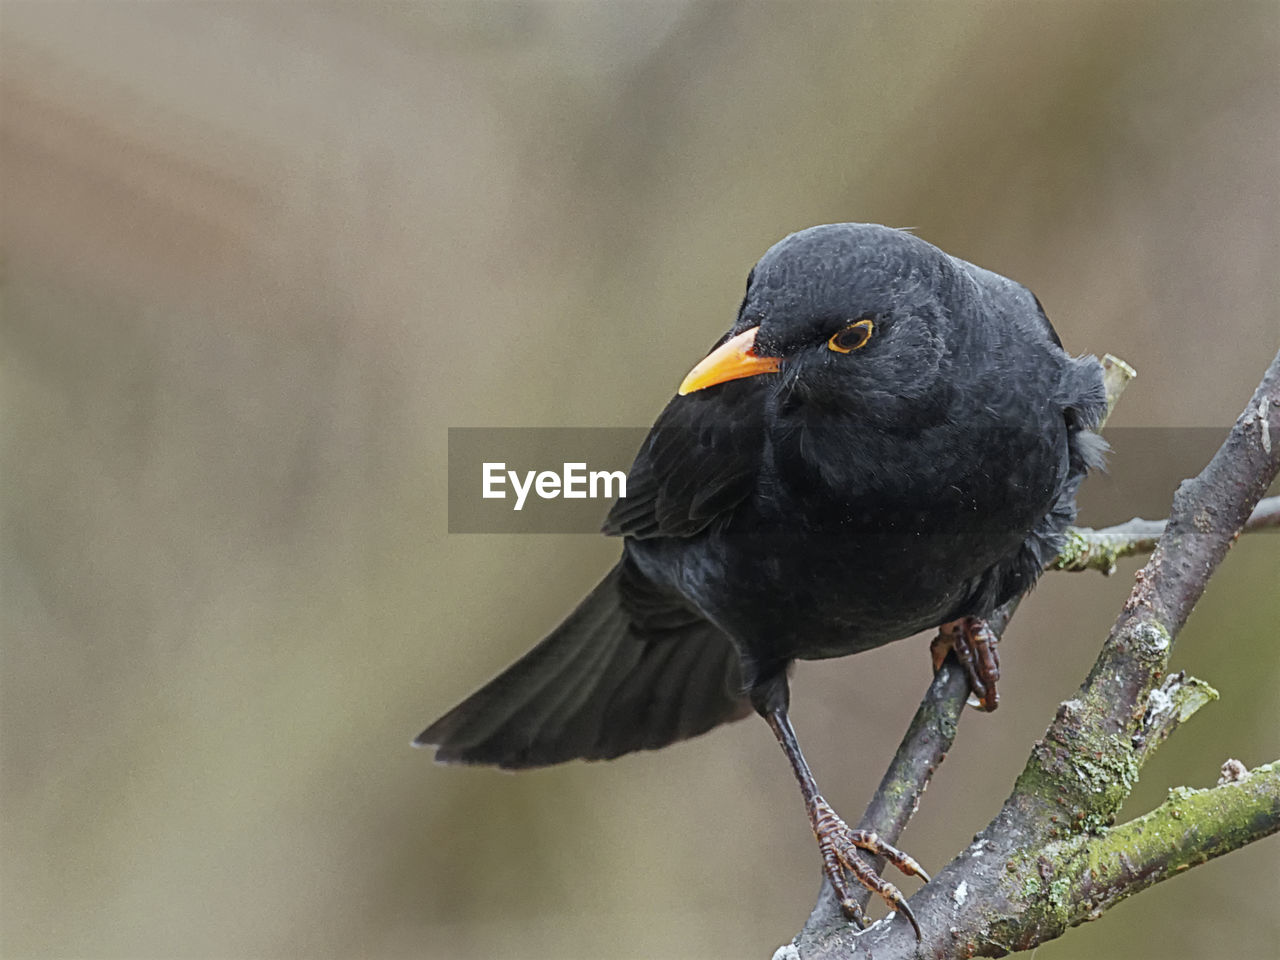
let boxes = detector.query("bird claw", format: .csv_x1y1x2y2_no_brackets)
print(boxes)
932,617,1000,711
837,897,869,928
809,796,928,939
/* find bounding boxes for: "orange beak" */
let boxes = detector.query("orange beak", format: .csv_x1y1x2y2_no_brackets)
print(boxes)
677,327,782,396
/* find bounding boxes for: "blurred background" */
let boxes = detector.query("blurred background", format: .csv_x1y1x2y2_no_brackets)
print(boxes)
3,2,1278,958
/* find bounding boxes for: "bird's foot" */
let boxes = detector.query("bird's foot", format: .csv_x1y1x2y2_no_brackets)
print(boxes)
808,795,929,938
931,617,1000,711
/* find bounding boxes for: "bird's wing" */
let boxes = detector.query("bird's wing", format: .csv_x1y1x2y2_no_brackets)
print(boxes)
602,381,764,539
418,560,752,768
1027,292,1065,349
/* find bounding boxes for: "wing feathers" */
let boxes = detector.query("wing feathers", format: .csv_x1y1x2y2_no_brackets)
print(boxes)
418,561,750,768
603,384,763,540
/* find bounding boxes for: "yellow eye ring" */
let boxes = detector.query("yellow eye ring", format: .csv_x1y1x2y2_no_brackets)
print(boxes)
828,318,874,353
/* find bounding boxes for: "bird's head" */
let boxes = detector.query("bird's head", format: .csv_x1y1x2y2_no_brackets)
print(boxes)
679,224,965,422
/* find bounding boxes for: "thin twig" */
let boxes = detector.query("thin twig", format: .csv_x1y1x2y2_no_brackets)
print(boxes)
817,603,1019,930
1055,495,1280,573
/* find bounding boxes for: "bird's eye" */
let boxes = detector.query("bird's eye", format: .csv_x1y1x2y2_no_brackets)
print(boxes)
828,319,874,354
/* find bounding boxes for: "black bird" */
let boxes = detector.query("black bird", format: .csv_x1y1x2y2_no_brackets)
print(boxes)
418,223,1106,935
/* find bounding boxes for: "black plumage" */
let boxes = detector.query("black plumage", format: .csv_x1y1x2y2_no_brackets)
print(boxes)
419,223,1106,932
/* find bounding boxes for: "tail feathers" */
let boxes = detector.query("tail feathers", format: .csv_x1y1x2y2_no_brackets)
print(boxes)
416,564,750,769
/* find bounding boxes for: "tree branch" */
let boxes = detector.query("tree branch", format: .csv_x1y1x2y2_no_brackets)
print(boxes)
1064,760,1279,919
784,348,1280,959
1054,496,1280,574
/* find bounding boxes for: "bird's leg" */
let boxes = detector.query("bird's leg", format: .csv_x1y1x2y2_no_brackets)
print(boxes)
751,675,929,938
931,617,1000,711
